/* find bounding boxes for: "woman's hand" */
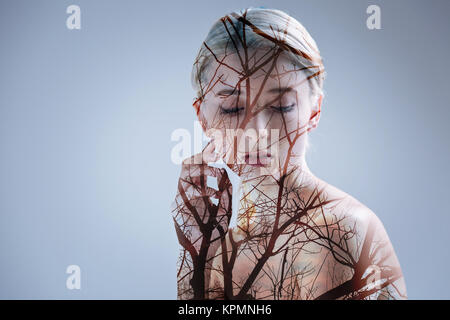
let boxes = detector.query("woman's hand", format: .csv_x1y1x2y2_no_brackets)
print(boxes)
171,141,233,299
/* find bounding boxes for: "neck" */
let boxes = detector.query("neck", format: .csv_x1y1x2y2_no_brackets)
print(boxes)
290,154,312,177
240,155,316,189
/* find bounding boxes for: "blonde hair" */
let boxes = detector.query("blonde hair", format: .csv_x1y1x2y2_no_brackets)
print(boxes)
191,6,326,152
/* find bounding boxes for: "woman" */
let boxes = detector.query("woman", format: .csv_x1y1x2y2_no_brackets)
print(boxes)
171,7,407,300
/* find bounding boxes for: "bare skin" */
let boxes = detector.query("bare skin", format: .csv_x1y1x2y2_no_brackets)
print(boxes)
208,170,407,299
172,40,407,299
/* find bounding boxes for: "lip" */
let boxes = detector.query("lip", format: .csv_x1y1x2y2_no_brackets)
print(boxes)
244,151,272,166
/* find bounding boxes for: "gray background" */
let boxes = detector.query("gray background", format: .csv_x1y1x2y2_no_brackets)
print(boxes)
1,0,449,299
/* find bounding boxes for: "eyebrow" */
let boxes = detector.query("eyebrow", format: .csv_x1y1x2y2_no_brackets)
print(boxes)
216,86,295,96
217,88,240,96
267,86,296,94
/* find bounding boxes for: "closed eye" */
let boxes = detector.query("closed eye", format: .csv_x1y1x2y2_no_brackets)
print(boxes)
270,104,295,113
220,106,244,115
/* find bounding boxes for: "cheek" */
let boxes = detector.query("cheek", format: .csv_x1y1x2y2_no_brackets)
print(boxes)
271,111,309,153
269,111,302,134
288,106,311,133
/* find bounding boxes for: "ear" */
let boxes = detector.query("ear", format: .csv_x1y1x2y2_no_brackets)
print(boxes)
193,97,208,133
307,94,322,132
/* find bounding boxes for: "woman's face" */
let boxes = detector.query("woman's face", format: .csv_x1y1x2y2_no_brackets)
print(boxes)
198,47,321,179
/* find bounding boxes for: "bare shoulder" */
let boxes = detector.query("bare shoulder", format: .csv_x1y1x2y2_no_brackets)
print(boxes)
301,176,407,299
307,176,397,259
308,176,379,231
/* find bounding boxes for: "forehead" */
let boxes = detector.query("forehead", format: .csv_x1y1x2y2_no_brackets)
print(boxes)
207,48,310,95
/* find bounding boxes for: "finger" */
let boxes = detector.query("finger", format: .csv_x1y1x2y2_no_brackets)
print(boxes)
186,185,222,200
179,173,229,196
202,140,221,164
181,141,221,167
180,163,229,183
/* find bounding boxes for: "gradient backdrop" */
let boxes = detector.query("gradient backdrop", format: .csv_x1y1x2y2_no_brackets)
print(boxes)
1,0,449,299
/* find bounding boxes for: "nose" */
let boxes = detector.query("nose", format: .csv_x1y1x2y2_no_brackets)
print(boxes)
247,107,269,132
245,108,270,148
